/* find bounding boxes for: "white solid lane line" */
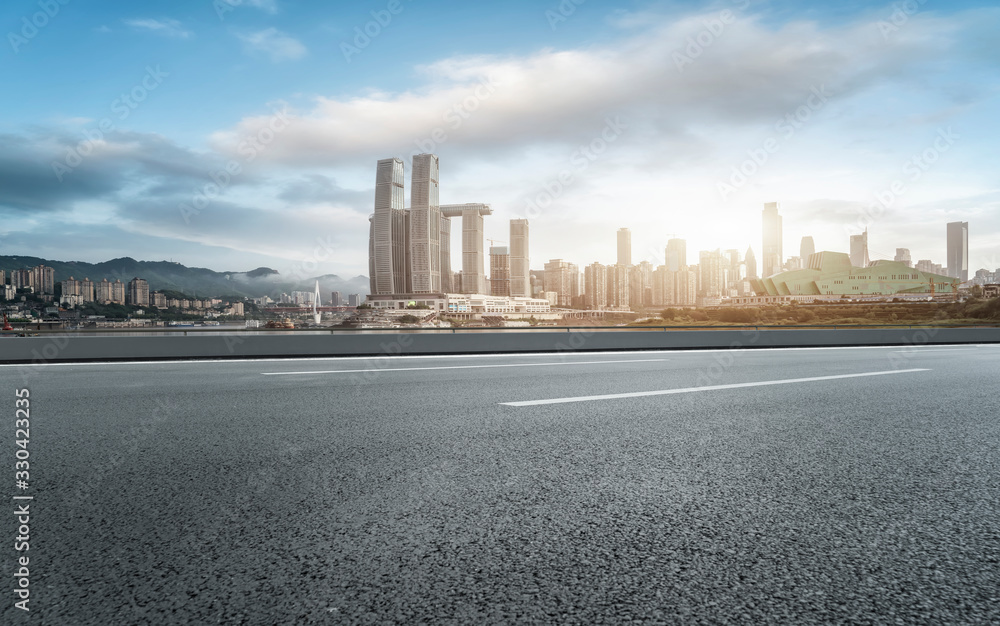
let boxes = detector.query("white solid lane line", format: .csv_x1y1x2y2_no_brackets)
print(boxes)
889,348,980,353
500,368,931,407
261,358,668,376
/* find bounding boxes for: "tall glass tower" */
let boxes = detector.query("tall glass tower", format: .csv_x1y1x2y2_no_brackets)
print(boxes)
761,202,782,278
371,157,405,295
946,221,969,282
410,154,441,293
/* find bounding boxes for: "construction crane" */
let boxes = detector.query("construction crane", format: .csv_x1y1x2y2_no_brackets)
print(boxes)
487,239,507,249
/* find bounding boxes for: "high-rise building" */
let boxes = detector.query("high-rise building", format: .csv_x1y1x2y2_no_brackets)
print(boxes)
665,238,687,271
410,153,441,293
440,214,452,292
762,202,783,278
18,265,55,295
110,279,126,305
61,277,81,297
947,221,969,282
800,236,815,264
617,228,632,266
490,246,510,296
80,277,94,302
698,250,724,301
722,249,742,297
636,260,654,307
543,259,578,307
127,278,149,306
330,291,342,307
96,278,111,303
584,262,608,309
745,247,757,279
348,294,361,307
629,264,649,308
607,264,630,310
369,155,496,298
440,204,491,294
894,248,912,267
510,219,530,297
371,157,407,295
62,277,94,303
11,269,32,291
651,265,697,306
849,229,869,268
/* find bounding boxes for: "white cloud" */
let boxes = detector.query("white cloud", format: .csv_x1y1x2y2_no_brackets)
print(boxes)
124,18,192,39
237,28,307,62
203,7,999,271
5,6,999,277
211,10,964,167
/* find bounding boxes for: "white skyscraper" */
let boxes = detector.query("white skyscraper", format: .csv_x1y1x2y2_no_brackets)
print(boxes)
441,204,492,294
410,153,441,293
510,219,530,297
371,157,406,295
762,202,783,278
617,228,632,266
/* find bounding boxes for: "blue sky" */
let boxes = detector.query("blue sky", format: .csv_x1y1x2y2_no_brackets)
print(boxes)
2,0,999,279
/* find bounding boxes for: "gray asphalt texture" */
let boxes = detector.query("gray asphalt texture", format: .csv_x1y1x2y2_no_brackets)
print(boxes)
2,344,999,624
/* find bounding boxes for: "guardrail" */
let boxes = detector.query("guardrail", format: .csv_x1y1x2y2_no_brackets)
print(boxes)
2,326,999,364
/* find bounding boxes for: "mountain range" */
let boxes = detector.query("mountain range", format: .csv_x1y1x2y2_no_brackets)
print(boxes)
0,256,370,299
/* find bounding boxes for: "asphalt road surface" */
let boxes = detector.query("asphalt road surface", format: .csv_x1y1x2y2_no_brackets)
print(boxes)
2,344,999,624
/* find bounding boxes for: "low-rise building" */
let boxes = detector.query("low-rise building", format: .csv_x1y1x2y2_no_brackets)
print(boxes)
751,252,959,297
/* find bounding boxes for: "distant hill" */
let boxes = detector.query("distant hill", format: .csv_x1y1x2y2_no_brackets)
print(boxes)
0,256,370,299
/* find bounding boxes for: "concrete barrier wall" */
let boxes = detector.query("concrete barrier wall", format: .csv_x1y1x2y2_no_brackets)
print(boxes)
1,327,998,364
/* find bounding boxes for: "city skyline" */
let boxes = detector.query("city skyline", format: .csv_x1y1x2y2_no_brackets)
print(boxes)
2,1,999,278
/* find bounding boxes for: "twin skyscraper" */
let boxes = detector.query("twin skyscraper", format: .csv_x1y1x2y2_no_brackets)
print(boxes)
368,154,530,299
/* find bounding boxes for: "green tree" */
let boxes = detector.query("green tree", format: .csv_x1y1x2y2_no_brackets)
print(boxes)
660,308,678,320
